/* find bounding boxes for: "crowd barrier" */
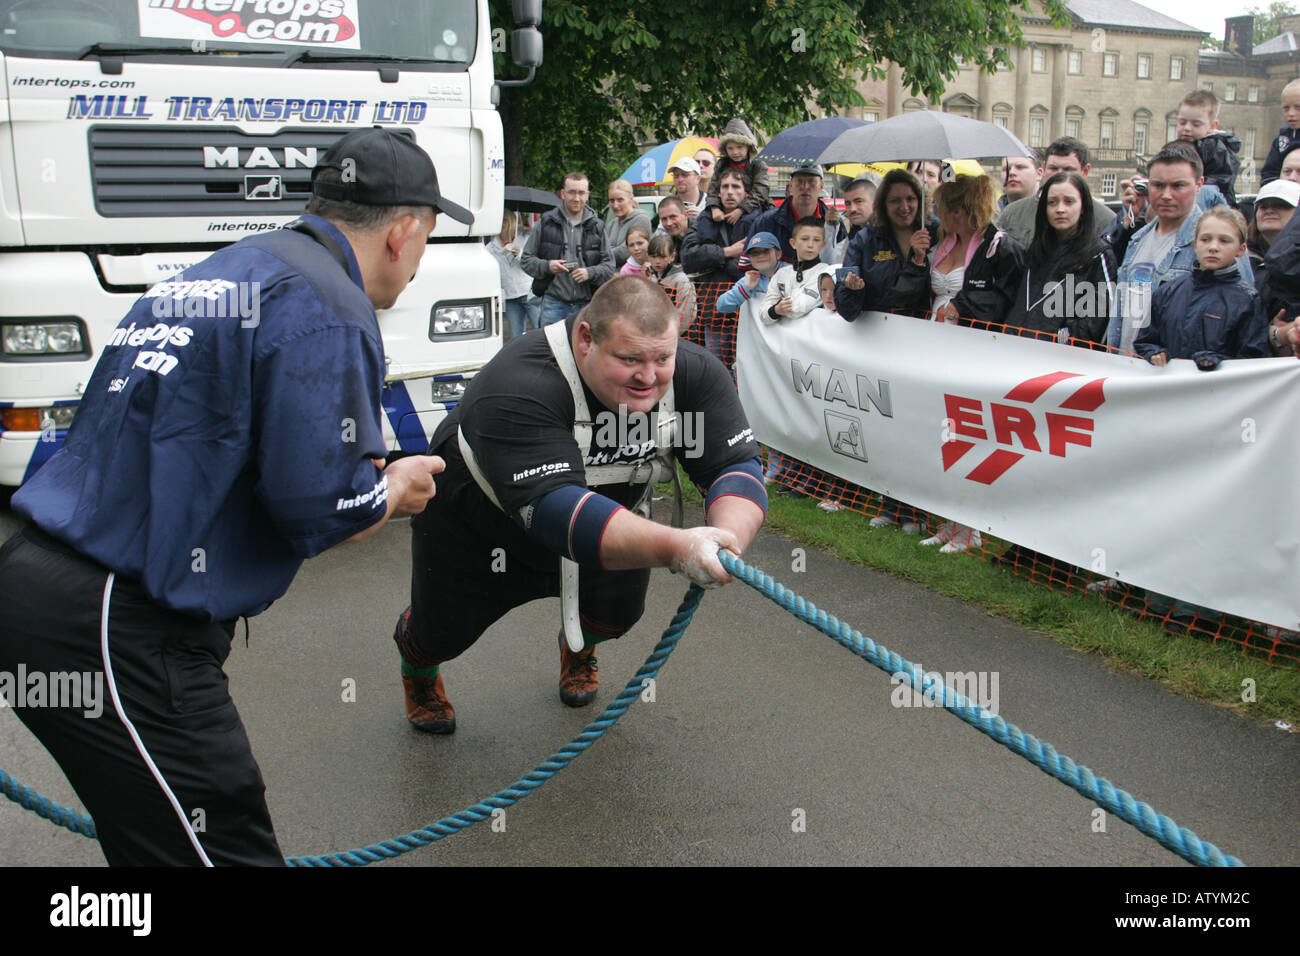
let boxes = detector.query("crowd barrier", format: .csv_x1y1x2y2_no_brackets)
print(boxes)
675,276,1300,671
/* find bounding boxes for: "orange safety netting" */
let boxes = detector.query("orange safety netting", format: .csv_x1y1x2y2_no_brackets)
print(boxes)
678,276,1300,672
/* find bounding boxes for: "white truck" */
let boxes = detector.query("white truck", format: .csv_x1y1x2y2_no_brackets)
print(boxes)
0,0,540,486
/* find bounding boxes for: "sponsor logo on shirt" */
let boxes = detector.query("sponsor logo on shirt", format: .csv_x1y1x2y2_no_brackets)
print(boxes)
336,474,388,511
512,461,572,483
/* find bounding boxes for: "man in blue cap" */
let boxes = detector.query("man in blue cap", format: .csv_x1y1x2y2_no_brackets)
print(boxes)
0,127,464,866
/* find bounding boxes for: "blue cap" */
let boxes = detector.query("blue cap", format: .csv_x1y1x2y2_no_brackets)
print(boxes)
746,231,780,251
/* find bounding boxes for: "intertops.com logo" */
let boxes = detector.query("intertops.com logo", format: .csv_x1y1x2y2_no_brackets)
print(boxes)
142,0,360,49
941,371,1107,484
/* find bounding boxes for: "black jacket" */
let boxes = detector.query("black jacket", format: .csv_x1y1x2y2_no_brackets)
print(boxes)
1194,131,1241,209
1262,207,1300,319
680,207,762,285
1005,239,1117,344
893,223,1026,328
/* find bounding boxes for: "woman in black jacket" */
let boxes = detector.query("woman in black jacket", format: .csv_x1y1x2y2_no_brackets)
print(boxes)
1005,172,1115,346
893,173,1025,329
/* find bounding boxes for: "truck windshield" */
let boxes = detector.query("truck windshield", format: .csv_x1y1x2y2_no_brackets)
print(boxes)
0,0,476,64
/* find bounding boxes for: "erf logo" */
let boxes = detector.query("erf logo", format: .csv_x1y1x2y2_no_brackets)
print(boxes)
942,371,1106,484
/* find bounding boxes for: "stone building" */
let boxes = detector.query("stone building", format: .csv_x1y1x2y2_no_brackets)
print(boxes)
841,1,1297,200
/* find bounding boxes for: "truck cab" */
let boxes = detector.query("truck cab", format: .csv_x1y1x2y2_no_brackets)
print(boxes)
0,0,533,485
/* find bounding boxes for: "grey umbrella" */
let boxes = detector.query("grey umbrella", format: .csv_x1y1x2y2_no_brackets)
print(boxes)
504,185,561,212
817,110,1034,167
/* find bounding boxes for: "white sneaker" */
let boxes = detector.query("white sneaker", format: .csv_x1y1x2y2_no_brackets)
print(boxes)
920,521,955,546
940,526,981,553
818,499,844,513
900,521,922,535
1086,578,1123,593
869,515,895,527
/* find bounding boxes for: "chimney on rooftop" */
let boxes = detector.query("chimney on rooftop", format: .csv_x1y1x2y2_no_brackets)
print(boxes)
1225,15,1253,58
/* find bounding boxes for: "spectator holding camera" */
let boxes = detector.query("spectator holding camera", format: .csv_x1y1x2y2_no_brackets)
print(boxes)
834,168,935,322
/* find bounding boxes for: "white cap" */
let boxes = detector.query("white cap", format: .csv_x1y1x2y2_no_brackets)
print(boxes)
1257,179,1300,207
668,156,702,176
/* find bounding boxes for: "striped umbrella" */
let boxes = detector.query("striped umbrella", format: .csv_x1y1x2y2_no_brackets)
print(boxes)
620,136,720,186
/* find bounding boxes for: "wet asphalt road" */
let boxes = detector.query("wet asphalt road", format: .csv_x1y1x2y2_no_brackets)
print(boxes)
1,501,1296,868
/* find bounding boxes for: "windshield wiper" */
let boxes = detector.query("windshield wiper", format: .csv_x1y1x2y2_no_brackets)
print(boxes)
281,49,438,68
77,42,265,59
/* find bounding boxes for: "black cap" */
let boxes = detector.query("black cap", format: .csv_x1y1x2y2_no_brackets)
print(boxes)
312,127,474,225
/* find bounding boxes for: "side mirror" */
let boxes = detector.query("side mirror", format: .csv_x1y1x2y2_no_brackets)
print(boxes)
511,27,542,69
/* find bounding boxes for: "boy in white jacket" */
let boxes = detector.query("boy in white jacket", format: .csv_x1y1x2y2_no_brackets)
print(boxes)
761,217,836,324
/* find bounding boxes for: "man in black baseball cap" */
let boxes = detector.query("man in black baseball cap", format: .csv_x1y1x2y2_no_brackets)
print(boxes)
0,124,455,865
311,126,473,224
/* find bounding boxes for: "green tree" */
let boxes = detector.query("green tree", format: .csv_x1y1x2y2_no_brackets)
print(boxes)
490,0,1069,190
1246,2,1298,44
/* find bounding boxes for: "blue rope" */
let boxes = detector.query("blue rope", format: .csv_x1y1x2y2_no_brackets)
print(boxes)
1,553,1247,867
0,584,705,867
717,550,1245,867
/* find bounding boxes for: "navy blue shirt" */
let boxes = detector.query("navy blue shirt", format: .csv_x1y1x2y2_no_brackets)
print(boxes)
14,215,389,620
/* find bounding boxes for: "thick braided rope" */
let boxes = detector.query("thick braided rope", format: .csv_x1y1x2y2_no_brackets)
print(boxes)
718,551,1244,867
0,584,704,866
0,767,98,839
285,583,704,866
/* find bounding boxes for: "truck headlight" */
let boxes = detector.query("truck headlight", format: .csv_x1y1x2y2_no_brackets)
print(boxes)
430,300,489,338
2,320,87,357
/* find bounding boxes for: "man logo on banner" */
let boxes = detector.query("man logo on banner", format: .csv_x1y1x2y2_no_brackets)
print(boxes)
825,410,867,462
941,371,1107,485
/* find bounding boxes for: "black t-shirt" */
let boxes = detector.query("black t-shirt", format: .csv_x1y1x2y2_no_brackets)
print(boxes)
428,314,760,548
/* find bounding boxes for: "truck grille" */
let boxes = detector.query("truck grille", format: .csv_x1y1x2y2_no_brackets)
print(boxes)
89,126,358,218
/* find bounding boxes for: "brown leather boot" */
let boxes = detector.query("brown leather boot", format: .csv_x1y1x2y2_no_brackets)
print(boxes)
558,634,598,708
403,671,456,734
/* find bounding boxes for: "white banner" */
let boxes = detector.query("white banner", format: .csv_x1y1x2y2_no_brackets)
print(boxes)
737,309,1300,630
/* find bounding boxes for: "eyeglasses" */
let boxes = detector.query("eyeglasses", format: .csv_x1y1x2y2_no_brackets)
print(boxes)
698,159,714,168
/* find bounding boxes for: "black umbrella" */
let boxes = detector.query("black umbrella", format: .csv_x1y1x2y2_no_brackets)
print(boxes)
504,186,561,212
758,116,870,166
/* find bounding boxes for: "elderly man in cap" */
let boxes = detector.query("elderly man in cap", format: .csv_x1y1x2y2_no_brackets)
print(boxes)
746,163,829,267
0,128,457,866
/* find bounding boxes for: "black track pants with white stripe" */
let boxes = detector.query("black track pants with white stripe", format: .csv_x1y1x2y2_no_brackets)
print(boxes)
0,526,283,866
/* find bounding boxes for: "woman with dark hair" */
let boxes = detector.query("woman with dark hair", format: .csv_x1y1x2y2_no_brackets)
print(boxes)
1004,172,1115,345
834,168,935,322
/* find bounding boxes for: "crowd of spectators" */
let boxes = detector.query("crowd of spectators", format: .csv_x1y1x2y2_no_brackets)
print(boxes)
489,92,1300,562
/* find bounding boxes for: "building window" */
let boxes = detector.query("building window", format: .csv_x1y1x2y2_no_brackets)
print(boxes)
1170,57,1184,81
1101,173,1117,197
993,115,1009,128
1225,83,1236,102
1201,79,1213,91
1244,128,1256,158
1030,117,1045,147
1068,50,1083,74
1166,121,1178,142
1067,118,1081,139
1134,122,1147,155
864,111,880,123
1103,52,1117,76
1137,54,1152,79
1100,120,1115,148
1249,85,1260,103
1032,47,1046,72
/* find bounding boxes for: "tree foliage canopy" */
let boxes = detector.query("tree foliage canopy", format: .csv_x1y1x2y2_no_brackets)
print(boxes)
1246,2,1298,44
490,0,1069,189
